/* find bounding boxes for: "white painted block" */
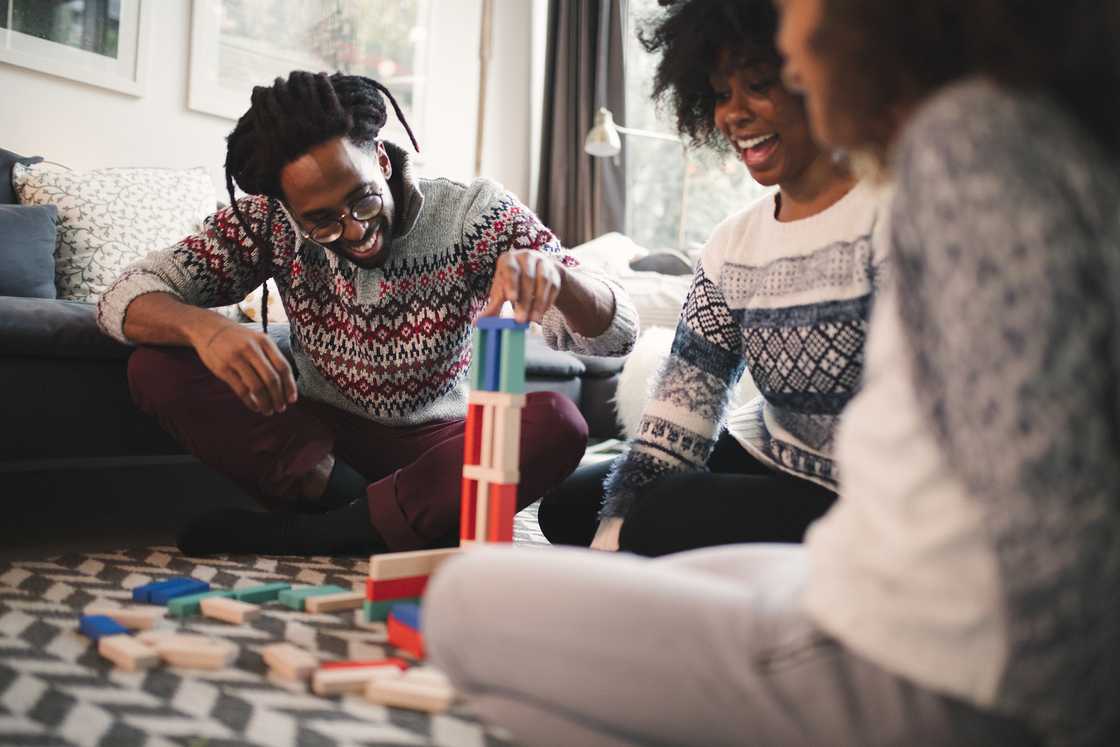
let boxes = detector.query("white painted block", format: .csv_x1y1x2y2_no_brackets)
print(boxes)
261,642,318,681
462,464,519,484
200,596,261,625
368,548,460,581
311,665,402,696
83,604,165,630
492,405,521,472
304,591,366,614
364,677,455,713
467,391,526,408
98,634,159,671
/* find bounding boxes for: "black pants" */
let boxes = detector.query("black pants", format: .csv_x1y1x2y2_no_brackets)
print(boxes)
537,431,837,557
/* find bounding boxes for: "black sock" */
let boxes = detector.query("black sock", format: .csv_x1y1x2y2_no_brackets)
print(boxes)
177,497,387,557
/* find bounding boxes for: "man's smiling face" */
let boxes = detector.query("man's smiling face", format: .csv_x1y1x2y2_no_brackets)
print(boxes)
280,137,397,269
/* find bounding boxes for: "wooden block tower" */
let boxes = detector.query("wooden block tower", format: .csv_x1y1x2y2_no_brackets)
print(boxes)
460,317,528,545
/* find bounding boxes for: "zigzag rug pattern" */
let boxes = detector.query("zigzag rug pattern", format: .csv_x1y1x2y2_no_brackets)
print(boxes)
0,547,520,747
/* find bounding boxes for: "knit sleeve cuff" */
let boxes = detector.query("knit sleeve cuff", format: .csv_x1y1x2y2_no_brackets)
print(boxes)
541,275,639,357
96,270,182,344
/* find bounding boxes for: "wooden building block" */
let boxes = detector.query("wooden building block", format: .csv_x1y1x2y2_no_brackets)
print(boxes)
364,678,454,713
474,316,528,331
491,405,521,472
486,482,517,543
482,328,502,391
321,658,409,671
311,664,402,696
499,327,526,393
261,642,318,681
364,597,421,622
369,548,459,581
387,605,424,660
131,576,202,604
470,330,484,390
388,602,421,631
475,480,490,544
463,403,484,466
462,464,519,485
479,404,494,468
404,667,452,689
147,634,237,670
200,596,261,624
167,590,236,618
460,476,478,542
466,390,527,408
79,615,130,641
98,634,159,672
366,575,428,602
149,578,210,605
83,604,165,630
304,591,366,614
278,585,348,611
232,582,291,603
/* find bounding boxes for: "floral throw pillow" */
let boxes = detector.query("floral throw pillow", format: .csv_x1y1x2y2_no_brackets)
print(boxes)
12,162,215,302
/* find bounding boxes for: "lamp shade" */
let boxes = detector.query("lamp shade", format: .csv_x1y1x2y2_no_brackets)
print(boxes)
584,107,623,158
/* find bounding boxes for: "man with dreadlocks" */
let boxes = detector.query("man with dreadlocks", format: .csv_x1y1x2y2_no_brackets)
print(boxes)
96,71,637,556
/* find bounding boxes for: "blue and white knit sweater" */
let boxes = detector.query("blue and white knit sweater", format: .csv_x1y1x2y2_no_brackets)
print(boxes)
601,181,886,519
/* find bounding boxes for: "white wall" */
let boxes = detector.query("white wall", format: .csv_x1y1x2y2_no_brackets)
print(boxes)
0,0,539,203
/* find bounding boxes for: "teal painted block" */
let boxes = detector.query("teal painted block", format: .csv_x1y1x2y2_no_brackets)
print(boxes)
278,585,348,611
499,328,526,393
232,582,291,604
470,331,484,389
364,597,422,622
168,590,236,618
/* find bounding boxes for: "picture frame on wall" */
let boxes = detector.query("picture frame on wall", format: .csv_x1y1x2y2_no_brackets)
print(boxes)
187,0,431,152
0,0,152,96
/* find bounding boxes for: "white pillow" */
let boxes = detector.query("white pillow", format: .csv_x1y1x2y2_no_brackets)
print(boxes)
239,278,290,325
13,162,215,302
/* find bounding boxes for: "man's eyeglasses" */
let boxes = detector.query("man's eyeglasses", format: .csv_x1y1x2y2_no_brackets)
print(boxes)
299,191,384,244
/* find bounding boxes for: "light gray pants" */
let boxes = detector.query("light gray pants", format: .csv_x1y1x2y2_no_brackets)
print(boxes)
424,544,1036,747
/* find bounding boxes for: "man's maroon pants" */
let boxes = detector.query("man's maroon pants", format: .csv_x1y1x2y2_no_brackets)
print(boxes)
128,347,588,551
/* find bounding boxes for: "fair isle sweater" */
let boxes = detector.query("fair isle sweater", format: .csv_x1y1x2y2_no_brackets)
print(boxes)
97,144,638,425
808,79,1120,746
602,181,886,519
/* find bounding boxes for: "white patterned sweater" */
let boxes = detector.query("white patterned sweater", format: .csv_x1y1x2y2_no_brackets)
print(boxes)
97,144,638,426
602,181,887,519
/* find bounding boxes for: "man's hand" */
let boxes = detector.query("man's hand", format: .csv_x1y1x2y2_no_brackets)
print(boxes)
590,517,623,552
194,321,298,416
481,250,564,323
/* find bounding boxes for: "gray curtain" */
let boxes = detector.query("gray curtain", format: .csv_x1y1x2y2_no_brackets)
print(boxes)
536,0,627,247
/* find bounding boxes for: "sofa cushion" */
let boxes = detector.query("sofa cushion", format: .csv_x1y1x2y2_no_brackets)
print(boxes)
0,297,131,360
0,147,42,204
0,205,58,298
525,334,586,379
12,162,216,303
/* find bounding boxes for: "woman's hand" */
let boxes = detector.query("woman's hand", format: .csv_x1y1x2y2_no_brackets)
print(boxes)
590,517,624,552
481,250,564,323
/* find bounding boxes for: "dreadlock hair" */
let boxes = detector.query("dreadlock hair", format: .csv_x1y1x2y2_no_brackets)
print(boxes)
639,0,781,151
223,71,419,332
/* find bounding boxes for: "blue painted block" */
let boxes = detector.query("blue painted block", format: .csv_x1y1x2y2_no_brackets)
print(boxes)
149,578,210,605
131,576,197,603
475,317,528,331
388,602,421,631
482,329,501,391
79,615,129,641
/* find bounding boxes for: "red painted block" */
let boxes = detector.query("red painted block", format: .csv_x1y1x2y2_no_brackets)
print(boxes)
366,575,429,601
387,615,425,659
321,657,409,671
460,477,477,542
486,482,517,543
463,404,483,465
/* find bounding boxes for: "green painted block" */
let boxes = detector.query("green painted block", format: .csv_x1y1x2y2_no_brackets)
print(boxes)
364,597,422,622
232,582,291,604
499,328,526,393
470,331,484,389
168,590,236,618
278,585,348,611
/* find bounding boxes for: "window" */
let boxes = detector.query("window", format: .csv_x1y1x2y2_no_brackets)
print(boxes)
623,0,767,256
189,0,430,149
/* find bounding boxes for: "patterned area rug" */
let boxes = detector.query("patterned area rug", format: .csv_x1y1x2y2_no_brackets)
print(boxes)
0,507,549,747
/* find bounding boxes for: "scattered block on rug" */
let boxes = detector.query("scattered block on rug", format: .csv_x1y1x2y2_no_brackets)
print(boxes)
167,590,236,618
311,663,403,696
82,604,165,630
304,590,365,614
232,582,291,603
139,632,238,670
149,578,211,605
368,548,459,580
320,657,409,671
79,615,130,640
261,642,318,681
99,634,159,671
278,584,348,611
365,675,455,713
131,576,203,603
200,596,261,624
